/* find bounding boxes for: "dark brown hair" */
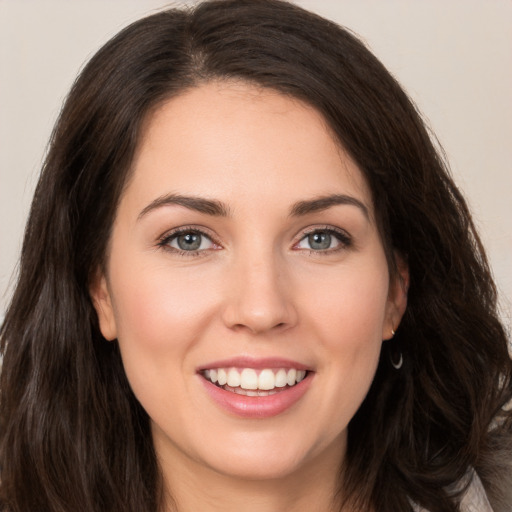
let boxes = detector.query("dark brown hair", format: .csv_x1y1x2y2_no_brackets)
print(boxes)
1,1,511,511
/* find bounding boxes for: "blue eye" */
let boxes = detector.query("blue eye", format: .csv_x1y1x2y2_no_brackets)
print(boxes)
297,228,350,251
306,232,333,250
162,230,215,252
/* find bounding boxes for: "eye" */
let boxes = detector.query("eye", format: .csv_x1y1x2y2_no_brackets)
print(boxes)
159,228,217,253
296,228,351,252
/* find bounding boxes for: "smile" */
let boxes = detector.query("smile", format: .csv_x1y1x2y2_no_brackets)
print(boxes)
199,361,313,418
202,367,307,396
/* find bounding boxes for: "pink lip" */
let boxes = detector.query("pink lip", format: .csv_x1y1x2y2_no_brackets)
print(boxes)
199,372,313,419
197,356,311,372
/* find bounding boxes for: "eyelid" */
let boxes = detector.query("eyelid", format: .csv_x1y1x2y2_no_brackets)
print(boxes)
156,224,352,256
157,225,222,254
293,225,353,251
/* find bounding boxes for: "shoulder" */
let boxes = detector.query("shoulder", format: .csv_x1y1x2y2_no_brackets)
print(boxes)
459,472,494,512
411,470,494,512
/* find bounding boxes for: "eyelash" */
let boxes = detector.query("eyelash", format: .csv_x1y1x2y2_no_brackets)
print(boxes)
296,226,352,255
157,225,352,257
157,226,220,257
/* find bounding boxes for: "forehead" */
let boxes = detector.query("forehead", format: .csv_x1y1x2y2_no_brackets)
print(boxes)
126,81,372,217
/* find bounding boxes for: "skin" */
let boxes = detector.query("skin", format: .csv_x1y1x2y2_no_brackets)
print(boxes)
91,81,408,512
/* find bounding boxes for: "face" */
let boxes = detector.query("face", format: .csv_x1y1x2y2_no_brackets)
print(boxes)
92,82,407,485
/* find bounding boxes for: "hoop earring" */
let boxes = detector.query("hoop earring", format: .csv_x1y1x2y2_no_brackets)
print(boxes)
390,351,403,370
389,326,402,369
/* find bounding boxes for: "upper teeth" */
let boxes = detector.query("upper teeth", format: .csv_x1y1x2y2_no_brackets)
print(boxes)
204,368,307,391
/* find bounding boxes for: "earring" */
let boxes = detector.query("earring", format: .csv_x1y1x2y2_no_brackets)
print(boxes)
390,350,403,370
389,327,402,369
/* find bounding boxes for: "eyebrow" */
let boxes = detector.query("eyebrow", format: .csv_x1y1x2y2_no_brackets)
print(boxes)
289,194,369,219
137,193,369,221
138,193,231,220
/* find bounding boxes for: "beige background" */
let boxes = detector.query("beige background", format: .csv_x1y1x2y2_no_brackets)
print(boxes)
0,0,511,326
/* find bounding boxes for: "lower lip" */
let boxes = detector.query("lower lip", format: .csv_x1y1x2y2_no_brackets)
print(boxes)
200,374,313,419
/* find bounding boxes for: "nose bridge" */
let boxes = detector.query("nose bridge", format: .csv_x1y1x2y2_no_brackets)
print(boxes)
222,245,296,334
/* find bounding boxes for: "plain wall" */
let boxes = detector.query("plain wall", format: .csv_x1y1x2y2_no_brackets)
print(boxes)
0,0,511,325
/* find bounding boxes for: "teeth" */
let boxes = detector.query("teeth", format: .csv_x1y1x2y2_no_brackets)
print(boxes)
203,367,308,391
240,368,258,390
275,369,288,388
258,369,275,390
227,368,241,387
217,368,227,386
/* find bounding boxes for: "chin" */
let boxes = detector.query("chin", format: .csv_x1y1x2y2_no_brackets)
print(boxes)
207,453,307,481
199,429,341,482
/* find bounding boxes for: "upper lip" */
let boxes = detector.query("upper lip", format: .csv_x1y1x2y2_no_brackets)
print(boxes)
197,356,312,372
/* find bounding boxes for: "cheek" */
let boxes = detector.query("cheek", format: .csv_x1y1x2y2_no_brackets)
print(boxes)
110,260,221,352
301,258,389,346
298,258,389,422
107,259,223,415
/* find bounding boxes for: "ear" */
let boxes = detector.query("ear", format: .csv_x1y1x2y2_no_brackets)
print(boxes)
382,252,409,340
89,271,118,341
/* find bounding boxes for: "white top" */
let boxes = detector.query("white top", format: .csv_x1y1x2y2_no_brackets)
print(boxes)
412,471,494,512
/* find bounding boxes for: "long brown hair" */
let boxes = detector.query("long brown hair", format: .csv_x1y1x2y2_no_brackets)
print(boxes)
1,1,511,511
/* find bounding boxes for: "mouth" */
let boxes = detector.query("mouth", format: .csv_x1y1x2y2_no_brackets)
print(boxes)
198,357,314,418
201,367,308,396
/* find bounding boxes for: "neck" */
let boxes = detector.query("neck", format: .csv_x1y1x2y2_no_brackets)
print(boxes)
158,437,347,512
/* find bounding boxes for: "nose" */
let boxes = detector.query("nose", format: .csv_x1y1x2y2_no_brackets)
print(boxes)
221,252,298,335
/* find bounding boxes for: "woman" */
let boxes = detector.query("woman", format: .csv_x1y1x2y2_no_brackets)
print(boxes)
1,1,511,511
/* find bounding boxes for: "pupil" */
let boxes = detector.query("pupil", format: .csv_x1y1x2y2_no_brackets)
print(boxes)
178,233,201,251
309,232,331,250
